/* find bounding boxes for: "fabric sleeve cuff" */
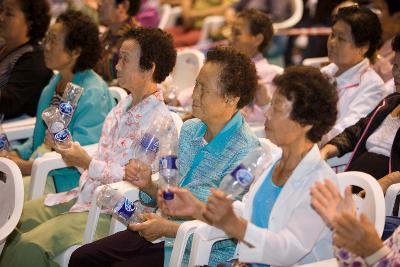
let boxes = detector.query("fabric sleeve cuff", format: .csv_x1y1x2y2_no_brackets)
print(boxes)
365,245,391,265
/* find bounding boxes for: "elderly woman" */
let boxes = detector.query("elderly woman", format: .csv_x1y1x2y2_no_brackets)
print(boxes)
1,10,115,194
0,0,52,119
69,46,260,267
0,27,178,267
321,5,384,144
158,66,341,266
311,180,395,266
321,33,400,194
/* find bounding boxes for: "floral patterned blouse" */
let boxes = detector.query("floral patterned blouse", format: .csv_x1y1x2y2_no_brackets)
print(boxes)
43,91,177,212
335,227,400,267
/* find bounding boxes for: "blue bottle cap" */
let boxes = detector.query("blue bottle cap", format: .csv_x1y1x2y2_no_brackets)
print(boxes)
54,128,71,142
163,191,174,200
59,102,74,117
140,133,160,153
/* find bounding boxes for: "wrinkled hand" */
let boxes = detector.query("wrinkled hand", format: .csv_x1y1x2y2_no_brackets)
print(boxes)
44,130,56,149
128,213,178,241
332,212,383,258
310,179,355,228
157,187,204,219
55,141,91,169
123,159,152,190
202,188,246,240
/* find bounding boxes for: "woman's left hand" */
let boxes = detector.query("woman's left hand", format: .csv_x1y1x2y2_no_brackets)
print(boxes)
54,141,92,170
203,188,247,240
332,212,383,258
128,213,179,241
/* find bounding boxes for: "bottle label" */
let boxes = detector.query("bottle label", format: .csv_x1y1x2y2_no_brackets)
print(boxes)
159,155,177,170
230,164,254,188
53,128,71,142
140,133,160,153
59,102,74,117
0,133,9,151
113,197,136,220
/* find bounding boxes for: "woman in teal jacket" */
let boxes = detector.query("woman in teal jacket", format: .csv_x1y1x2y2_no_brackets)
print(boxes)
3,11,115,193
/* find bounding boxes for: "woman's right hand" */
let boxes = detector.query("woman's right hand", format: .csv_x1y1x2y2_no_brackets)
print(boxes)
310,179,355,228
124,159,153,191
157,187,205,219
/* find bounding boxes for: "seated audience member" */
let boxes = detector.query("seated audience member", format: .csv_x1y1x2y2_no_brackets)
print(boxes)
96,0,140,82
158,66,340,266
321,33,400,193
68,0,100,24
0,10,115,194
231,9,283,124
321,6,384,143
136,0,160,28
0,0,52,119
0,27,178,267
166,0,232,47
69,46,260,267
311,180,395,266
371,0,400,83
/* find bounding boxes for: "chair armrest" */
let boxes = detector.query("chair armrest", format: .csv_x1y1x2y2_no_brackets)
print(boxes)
188,224,229,266
29,144,98,200
385,183,400,216
3,117,36,141
83,174,160,243
168,220,205,267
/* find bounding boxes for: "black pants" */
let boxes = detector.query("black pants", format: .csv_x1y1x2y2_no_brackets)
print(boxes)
69,230,164,267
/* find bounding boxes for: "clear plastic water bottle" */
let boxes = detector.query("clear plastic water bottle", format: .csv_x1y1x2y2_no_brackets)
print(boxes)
97,185,155,225
59,83,84,126
42,106,72,149
0,114,10,152
159,129,179,200
219,147,272,199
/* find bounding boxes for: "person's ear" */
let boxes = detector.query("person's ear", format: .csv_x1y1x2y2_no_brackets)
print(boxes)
254,33,264,49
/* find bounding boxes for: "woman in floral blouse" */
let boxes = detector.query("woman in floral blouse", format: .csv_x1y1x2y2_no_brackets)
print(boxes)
0,27,177,267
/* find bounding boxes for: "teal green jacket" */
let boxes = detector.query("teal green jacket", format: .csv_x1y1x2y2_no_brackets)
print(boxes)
14,70,115,192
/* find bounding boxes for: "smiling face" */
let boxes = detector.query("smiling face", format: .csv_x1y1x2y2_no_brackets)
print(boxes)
0,0,29,46
327,20,368,71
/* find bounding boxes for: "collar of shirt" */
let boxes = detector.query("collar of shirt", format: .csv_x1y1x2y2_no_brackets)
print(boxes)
191,111,244,154
323,58,370,90
252,53,269,65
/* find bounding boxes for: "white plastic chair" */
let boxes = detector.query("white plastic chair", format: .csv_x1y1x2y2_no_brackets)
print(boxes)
180,171,384,267
273,0,304,30
170,49,204,94
384,183,400,216
197,16,226,45
158,4,172,30
0,157,23,254
3,116,36,142
29,112,182,266
302,57,330,68
109,86,128,103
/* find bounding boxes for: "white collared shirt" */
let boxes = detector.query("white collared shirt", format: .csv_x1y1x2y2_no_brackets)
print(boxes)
321,58,384,143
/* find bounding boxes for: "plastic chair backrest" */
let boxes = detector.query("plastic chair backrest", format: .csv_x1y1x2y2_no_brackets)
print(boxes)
109,86,128,104
171,49,204,93
158,4,172,30
0,157,23,254
337,171,385,236
273,0,304,30
198,16,225,44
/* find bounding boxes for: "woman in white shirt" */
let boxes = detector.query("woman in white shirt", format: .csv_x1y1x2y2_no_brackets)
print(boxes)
321,33,400,198
321,5,385,144
158,66,340,266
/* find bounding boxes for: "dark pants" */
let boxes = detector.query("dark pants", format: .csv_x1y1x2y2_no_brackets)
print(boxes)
69,230,164,267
